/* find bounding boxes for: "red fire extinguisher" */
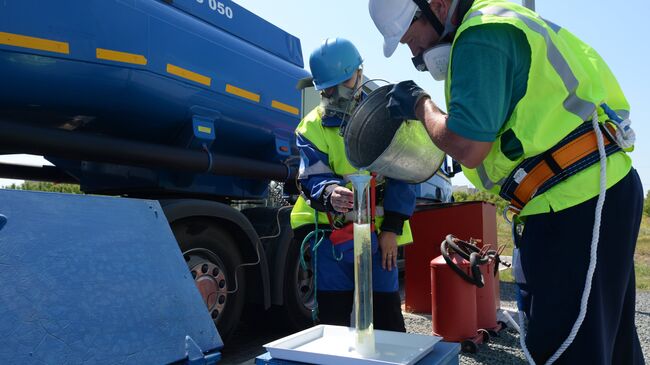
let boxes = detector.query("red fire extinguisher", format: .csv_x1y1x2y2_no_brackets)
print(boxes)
431,235,503,352
430,253,478,343
477,251,498,331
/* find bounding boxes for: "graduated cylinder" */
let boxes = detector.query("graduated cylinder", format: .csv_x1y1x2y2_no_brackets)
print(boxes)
349,173,375,357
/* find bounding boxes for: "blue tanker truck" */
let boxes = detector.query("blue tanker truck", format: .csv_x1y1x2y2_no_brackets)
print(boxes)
0,1,452,363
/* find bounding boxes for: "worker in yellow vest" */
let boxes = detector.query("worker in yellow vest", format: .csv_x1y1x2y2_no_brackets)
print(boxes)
369,0,643,364
290,38,416,331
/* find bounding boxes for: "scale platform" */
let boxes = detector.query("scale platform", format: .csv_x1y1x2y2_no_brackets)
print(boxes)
263,325,457,365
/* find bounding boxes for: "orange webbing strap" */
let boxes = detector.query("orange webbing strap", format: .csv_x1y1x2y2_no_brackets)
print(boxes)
509,124,617,210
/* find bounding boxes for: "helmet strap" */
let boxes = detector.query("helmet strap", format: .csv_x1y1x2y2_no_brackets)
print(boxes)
411,0,462,73
412,0,445,36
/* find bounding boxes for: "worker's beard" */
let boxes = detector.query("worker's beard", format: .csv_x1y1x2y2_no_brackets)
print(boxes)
321,84,361,120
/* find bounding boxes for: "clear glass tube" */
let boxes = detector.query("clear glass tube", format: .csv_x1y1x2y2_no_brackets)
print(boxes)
348,173,375,357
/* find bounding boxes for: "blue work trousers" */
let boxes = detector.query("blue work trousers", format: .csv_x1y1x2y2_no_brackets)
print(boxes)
312,232,398,293
292,225,404,331
520,169,645,364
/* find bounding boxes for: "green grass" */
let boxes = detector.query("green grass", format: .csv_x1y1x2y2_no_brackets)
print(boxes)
496,215,515,283
497,215,515,256
499,216,650,291
636,216,650,290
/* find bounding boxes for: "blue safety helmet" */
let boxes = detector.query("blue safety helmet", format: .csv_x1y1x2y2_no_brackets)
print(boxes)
309,38,363,91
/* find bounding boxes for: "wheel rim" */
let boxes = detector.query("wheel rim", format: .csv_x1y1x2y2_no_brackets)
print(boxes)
184,248,229,325
295,246,316,311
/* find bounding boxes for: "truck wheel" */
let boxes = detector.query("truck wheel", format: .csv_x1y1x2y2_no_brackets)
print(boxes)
281,234,315,330
172,219,245,341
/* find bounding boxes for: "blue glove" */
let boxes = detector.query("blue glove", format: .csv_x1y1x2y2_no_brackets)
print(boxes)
386,80,430,121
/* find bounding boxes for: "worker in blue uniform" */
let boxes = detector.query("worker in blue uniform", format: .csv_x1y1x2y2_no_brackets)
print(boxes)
290,38,416,332
369,0,644,363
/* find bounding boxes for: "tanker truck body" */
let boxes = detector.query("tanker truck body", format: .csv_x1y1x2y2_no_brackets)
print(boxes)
0,0,314,355
0,0,308,199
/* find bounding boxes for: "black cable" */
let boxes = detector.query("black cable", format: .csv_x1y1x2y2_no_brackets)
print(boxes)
469,252,485,288
440,239,484,287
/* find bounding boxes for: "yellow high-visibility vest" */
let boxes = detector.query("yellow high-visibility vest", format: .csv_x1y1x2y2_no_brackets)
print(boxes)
448,0,632,216
290,107,413,245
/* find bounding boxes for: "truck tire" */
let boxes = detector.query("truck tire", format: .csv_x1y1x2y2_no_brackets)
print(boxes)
281,229,315,330
172,218,245,342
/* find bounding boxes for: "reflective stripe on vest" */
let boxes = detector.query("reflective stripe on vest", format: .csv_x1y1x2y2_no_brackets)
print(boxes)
477,164,504,190
299,160,334,179
469,7,595,121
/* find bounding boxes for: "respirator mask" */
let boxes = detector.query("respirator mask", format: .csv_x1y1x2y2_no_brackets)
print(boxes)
411,0,460,81
322,67,363,119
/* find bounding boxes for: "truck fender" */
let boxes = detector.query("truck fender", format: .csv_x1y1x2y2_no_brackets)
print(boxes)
159,199,271,309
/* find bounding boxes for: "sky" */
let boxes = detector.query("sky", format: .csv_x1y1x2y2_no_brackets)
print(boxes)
1,0,648,193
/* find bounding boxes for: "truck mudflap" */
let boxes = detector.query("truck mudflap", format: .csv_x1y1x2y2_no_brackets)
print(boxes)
0,189,222,364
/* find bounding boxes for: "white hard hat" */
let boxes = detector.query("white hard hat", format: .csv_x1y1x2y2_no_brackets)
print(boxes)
368,0,419,58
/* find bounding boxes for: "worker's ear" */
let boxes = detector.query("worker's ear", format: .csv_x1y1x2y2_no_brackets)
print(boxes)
430,0,448,20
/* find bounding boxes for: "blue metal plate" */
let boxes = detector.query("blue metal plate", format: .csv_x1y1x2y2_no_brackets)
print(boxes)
0,189,222,364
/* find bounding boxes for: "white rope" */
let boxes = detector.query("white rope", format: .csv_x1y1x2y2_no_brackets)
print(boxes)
517,109,608,364
519,310,537,364
615,118,635,149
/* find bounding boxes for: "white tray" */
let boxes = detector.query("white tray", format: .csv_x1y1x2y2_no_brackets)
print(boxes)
264,325,441,365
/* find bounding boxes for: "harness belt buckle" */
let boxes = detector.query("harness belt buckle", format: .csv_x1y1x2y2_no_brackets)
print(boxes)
602,121,618,145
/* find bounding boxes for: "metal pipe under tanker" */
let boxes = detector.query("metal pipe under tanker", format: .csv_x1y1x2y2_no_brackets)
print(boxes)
0,0,310,199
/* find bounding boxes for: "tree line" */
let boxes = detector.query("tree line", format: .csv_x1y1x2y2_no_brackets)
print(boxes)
452,190,508,213
4,181,650,218
5,181,81,194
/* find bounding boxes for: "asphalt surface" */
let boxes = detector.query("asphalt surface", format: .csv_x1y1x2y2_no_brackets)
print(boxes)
219,282,650,365
218,315,294,365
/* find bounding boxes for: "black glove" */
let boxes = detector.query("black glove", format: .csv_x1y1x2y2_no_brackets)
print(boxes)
386,80,430,121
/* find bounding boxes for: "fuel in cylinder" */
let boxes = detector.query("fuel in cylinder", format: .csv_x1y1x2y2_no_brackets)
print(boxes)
349,173,375,357
353,222,375,356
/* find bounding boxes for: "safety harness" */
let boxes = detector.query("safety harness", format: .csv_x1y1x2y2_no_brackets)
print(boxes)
499,120,621,212
506,105,631,365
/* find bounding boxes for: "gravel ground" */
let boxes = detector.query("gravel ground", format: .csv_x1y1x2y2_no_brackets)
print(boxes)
223,280,650,364
404,282,650,364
